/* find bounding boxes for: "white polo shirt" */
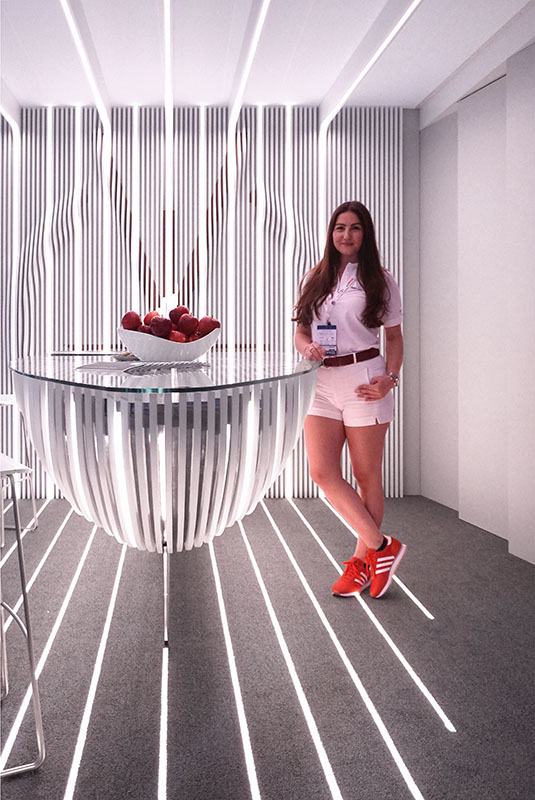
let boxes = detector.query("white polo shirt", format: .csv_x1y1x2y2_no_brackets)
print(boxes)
311,262,402,355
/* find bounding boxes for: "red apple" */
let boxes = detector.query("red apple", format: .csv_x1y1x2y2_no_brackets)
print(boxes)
144,310,160,325
197,316,220,336
150,316,172,338
177,314,198,336
169,330,187,343
138,324,152,334
122,311,142,330
169,306,189,325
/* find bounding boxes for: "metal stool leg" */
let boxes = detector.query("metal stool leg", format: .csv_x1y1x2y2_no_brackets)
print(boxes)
163,543,170,647
1,603,8,699
0,474,45,777
20,415,38,531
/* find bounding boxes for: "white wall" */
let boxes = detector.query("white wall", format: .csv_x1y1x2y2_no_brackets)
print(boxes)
457,77,508,538
505,44,535,562
419,43,535,563
419,113,459,510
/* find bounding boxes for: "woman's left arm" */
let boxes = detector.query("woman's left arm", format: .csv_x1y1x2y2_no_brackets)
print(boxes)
385,324,403,381
355,324,403,400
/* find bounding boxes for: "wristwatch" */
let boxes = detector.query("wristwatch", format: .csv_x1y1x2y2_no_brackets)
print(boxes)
387,372,400,387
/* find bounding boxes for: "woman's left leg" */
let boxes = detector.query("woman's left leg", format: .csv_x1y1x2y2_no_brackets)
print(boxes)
345,421,406,598
345,422,389,561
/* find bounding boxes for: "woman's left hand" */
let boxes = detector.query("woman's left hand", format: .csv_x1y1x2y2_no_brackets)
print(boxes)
355,375,393,401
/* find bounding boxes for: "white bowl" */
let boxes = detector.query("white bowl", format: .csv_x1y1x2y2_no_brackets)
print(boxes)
117,327,220,362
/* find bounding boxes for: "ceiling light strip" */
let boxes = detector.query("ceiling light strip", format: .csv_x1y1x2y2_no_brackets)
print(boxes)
227,0,272,353
57,0,114,353
321,0,423,133
228,0,272,133
259,501,425,800
317,0,423,234
59,0,110,130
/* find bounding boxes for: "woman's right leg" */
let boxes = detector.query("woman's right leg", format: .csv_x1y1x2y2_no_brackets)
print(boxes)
304,414,383,551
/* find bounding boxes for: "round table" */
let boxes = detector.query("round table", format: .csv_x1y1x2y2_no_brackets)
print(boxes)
12,353,319,554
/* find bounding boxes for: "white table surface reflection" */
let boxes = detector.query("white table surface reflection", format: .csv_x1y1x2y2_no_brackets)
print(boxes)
12,353,319,555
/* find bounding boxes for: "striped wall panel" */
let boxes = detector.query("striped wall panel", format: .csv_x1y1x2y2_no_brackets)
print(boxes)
1,105,404,500
327,107,404,497
51,107,76,353
290,107,320,499
1,116,14,458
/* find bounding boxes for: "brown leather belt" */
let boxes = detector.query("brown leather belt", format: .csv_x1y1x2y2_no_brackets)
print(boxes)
323,348,380,368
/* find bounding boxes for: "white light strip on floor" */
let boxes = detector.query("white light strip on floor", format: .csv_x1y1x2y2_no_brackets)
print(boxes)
238,520,343,800
288,500,456,733
0,499,52,569
259,501,425,800
158,645,169,800
209,542,261,800
0,526,97,771
319,495,435,620
3,508,74,632
63,545,127,800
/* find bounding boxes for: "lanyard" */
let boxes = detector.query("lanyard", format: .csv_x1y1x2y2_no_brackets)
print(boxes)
325,277,355,322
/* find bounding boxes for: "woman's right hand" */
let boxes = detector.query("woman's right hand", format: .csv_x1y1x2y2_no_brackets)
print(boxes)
304,341,325,361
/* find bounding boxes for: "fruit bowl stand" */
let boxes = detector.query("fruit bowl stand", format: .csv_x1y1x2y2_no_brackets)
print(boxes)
11,352,319,644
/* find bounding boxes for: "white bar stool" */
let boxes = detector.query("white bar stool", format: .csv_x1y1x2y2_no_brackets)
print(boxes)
0,454,46,776
0,395,38,547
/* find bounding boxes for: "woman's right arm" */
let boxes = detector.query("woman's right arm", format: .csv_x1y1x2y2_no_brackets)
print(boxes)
295,324,325,361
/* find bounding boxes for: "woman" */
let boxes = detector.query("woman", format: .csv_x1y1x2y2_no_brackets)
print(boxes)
294,201,405,598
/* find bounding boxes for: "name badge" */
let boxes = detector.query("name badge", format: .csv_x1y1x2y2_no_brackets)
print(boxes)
317,324,337,356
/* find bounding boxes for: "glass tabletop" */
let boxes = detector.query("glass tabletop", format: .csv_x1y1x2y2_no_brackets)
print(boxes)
11,352,319,394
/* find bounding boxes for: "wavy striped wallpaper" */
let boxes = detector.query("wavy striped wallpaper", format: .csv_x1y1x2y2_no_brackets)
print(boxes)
1,106,404,500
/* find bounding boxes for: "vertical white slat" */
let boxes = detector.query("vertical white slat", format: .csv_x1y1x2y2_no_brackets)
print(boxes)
1,117,16,460
198,106,208,317
131,105,141,314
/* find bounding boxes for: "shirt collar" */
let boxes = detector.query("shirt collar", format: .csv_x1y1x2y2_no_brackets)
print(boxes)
338,261,358,283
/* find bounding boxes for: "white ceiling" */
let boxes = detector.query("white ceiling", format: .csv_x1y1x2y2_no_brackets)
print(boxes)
1,0,534,127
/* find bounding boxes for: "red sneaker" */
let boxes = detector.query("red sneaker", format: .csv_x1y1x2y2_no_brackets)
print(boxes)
366,536,406,598
332,557,371,596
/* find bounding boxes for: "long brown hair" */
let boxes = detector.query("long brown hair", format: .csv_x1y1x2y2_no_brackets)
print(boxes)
293,201,390,328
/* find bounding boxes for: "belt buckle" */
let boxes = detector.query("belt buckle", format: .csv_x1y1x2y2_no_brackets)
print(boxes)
352,352,358,364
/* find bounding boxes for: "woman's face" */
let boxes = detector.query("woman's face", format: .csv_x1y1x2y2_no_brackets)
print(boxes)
332,211,364,264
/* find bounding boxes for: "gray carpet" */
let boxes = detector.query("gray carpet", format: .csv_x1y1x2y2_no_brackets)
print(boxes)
1,496,533,800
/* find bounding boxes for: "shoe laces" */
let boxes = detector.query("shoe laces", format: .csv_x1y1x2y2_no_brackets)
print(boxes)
342,558,367,580
365,551,376,574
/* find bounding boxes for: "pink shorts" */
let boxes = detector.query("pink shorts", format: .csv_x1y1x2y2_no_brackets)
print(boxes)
307,355,394,427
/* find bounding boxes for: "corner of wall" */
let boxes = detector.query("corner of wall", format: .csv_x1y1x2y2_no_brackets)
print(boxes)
401,108,420,495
